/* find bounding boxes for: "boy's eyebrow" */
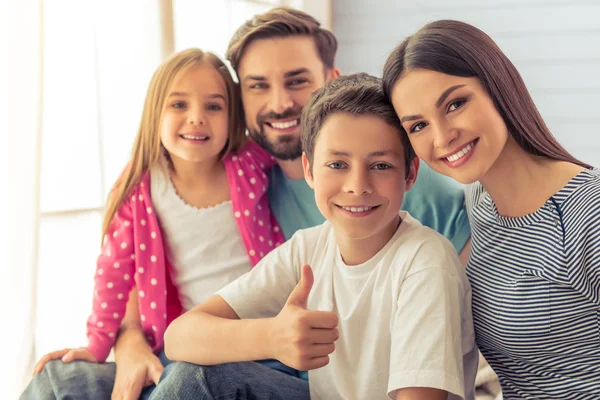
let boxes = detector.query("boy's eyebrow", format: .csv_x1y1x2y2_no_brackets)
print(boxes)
399,84,466,123
168,92,226,101
327,150,400,157
243,68,310,83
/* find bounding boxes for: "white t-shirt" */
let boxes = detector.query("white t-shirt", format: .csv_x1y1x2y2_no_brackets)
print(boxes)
151,157,252,310
218,212,477,400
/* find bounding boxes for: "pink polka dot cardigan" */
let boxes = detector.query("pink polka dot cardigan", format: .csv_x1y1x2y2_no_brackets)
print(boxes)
86,141,285,362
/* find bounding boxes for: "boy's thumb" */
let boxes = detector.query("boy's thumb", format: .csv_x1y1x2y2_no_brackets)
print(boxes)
285,264,314,309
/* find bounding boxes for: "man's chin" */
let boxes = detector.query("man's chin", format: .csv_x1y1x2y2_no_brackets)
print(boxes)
248,130,302,160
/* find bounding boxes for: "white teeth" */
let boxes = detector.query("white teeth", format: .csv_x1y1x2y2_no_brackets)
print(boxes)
446,142,473,162
182,135,208,141
341,206,374,213
270,119,299,129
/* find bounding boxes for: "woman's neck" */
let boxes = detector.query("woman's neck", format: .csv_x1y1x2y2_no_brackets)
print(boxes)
480,137,584,217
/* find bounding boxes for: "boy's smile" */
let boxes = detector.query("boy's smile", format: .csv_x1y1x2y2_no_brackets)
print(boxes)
303,112,418,264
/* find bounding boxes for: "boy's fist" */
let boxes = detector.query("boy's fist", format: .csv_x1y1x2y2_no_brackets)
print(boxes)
271,264,339,371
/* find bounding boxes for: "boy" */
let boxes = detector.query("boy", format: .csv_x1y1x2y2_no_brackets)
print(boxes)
158,74,477,400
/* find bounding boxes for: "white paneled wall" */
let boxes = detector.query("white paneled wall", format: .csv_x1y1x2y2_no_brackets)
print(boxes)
333,0,600,166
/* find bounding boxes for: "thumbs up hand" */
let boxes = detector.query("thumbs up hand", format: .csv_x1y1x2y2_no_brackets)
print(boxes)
269,264,339,371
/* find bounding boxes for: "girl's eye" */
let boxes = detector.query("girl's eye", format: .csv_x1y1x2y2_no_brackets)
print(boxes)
172,101,186,109
373,163,391,170
448,98,466,112
327,162,345,170
410,122,427,133
207,104,223,111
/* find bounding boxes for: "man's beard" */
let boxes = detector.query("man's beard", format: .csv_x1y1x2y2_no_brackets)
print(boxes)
249,107,303,161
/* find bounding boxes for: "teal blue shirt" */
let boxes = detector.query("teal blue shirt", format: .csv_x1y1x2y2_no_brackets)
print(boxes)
267,162,471,252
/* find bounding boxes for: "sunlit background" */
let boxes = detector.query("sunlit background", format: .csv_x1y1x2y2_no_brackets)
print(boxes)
2,0,599,397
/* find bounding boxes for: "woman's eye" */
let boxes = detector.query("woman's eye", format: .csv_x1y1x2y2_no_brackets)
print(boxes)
410,122,427,133
328,162,344,169
373,163,391,170
448,99,466,112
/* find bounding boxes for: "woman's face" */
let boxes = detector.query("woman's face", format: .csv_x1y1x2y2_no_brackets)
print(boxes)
390,68,509,184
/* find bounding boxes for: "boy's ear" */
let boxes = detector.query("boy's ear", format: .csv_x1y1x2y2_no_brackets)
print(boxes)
302,152,315,189
326,67,341,82
404,157,419,192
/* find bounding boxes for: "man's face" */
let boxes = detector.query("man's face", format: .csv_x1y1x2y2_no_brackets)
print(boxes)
237,36,335,161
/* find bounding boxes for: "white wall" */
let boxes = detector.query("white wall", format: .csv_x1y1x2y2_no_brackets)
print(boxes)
333,0,600,167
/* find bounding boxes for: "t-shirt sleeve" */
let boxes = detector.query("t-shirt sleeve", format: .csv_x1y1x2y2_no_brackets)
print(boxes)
402,163,471,253
388,238,474,400
566,181,600,305
217,231,307,318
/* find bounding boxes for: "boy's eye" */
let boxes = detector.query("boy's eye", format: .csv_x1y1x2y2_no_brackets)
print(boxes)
410,121,427,133
448,98,466,112
327,162,345,170
372,163,391,170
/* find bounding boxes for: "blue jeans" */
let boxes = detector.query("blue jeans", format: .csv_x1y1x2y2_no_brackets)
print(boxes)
148,361,310,400
20,352,172,400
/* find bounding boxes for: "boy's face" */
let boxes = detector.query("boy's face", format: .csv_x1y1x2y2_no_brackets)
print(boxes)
238,36,339,161
302,112,418,245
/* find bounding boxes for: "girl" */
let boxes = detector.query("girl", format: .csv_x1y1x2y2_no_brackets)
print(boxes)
383,20,599,399
27,48,284,397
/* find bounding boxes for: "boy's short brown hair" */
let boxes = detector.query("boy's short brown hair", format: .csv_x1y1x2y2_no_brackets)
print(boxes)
226,7,337,73
301,73,416,176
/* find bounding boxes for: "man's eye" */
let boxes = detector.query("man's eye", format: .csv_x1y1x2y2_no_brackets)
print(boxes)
410,122,427,133
288,79,307,86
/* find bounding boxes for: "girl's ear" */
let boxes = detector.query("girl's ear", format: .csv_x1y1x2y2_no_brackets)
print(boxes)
302,152,315,189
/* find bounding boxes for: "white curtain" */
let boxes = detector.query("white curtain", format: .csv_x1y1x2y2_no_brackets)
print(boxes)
3,0,322,396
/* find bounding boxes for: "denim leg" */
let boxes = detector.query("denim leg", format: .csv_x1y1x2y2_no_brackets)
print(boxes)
20,359,116,400
149,361,310,400
139,351,172,400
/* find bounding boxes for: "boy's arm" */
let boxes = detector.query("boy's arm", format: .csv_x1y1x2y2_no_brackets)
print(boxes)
164,265,338,370
388,238,475,400
396,388,447,400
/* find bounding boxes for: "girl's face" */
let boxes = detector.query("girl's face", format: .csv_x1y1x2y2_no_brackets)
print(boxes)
390,68,509,184
160,64,229,165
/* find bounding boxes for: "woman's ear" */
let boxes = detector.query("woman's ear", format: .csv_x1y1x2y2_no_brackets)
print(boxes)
302,152,315,189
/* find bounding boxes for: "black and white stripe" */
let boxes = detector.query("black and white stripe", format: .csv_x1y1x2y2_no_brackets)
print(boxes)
466,168,600,399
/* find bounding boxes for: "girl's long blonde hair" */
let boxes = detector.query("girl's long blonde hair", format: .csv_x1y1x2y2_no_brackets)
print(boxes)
101,48,245,242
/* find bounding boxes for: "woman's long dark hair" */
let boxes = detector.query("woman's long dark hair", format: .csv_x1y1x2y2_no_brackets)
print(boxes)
382,20,591,169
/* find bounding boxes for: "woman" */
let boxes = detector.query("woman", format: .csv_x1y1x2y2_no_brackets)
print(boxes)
382,20,599,399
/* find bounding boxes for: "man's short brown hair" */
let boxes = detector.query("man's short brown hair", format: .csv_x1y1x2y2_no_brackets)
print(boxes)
301,73,416,176
226,7,337,73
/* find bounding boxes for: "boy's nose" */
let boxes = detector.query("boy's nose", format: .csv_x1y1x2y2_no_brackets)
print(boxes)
344,169,373,195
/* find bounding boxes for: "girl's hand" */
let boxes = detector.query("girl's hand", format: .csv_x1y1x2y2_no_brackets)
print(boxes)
32,347,97,374
111,342,163,400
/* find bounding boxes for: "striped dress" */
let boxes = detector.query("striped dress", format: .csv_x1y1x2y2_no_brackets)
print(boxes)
465,168,600,399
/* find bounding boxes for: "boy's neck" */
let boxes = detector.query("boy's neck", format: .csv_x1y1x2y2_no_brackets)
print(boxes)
335,215,401,266
276,158,305,180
